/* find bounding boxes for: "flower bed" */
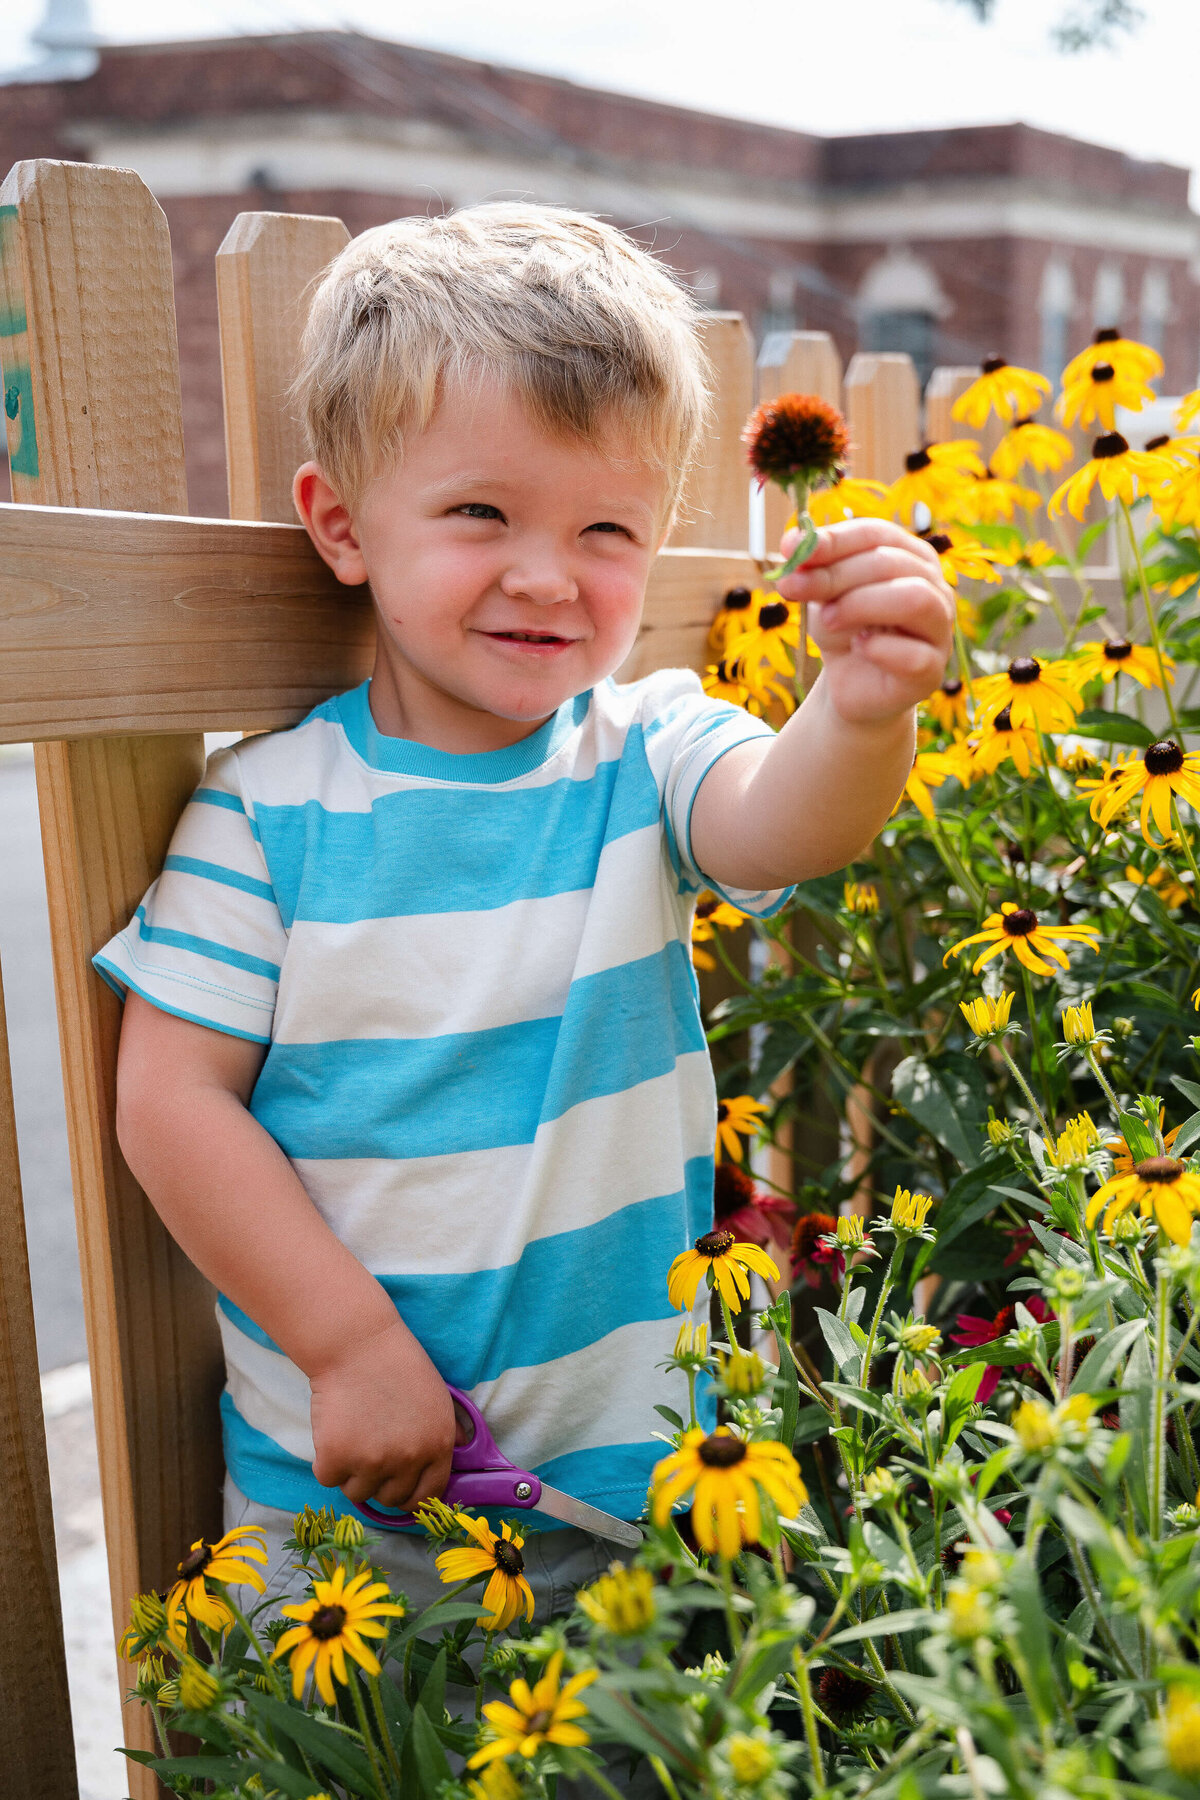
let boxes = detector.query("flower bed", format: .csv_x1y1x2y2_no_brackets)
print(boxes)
117,339,1200,1798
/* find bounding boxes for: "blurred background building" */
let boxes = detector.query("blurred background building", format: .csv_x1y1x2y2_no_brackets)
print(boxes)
2,7,1199,515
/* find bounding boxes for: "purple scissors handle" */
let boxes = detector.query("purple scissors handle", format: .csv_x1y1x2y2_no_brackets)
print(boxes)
353,1387,543,1531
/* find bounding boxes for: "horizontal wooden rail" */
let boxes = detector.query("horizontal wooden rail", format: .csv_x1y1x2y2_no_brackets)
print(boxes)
0,501,756,739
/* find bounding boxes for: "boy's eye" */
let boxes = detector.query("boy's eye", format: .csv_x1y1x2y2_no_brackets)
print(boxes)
586,521,633,538
454,502,505,521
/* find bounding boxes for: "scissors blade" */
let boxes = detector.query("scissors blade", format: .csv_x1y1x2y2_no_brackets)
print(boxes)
534,1483,643,1549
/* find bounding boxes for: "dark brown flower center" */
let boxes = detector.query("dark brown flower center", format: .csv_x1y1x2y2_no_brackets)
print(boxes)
1008,657,1041,684
1133,1157,1184,1184
758,602,789,631
1094,327,1120,343
695,1229,735,1258
698,1433,749,1468
1145,739,1184,776
941,678,964,697
1145,435,1170,452
493,1538,525,1577
1002,908,1038,937
1102,638,1133,661
993,704,1014,732
722,586,753,613
696,895,718,919
1093,432,1129,459
927,533,952,555
905,448,932,472
1091,363,1116,384
309,1604,348,1641
178,1544,212,1579
527,1708,554,1733
715,661,738,684
1012,416,1035,431
981,355,1007,374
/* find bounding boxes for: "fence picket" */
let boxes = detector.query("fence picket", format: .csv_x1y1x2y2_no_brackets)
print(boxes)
671,312,754,550
844,351,920,482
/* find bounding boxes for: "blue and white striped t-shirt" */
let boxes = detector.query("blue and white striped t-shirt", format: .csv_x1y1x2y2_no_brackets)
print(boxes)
95,669,792,1527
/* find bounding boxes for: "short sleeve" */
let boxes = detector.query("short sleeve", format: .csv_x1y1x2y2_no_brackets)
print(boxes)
637,668,795,917
93,745,286,1044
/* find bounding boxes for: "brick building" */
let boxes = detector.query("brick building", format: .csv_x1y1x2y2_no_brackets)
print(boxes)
3,11,1198,516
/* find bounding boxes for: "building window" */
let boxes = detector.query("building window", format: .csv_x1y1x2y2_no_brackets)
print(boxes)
1140,268,1170,357
1039,256,1075,385
856,249,950,388
1093,260,1125,333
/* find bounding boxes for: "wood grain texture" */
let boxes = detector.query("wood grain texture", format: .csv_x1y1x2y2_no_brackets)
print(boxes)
0,958,79,1800
216,211,349,524
844,352,920,483
756,330,844,560
617,548,759,680
0,502,374,738
670,312,754,551
1,158,220,1796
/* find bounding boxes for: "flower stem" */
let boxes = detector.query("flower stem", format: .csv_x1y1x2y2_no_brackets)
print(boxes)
717,1287,741,1354
1019,963,1056,1125
1120,499,1181,736
1084,1046,1122,1113
348,1666,395,1800
1150,1239,1171,1537
719,1554,743,1651
860,1239,904,1393
999,1037,1050,1137
792,1655,828,1798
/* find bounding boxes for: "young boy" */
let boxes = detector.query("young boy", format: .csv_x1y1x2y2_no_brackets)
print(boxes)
101,204,953,1619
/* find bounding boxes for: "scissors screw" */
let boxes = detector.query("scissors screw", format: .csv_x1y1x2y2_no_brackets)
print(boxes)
514,1481,533,1502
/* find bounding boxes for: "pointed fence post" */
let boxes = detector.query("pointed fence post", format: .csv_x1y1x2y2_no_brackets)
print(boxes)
670,312,754,550
756,329,843,560
844,351,920,482
0,158,220,1797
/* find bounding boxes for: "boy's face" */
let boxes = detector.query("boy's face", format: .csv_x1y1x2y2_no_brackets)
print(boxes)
295,374,668,752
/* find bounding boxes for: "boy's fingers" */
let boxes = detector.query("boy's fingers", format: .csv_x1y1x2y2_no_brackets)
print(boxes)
811,579,954,644
778,517,938,575
850,629,949,685
784,544,944,606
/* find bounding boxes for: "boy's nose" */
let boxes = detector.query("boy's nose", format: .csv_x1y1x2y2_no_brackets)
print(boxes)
498,564,578,606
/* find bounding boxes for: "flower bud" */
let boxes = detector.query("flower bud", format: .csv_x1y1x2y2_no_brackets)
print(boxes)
332,1515,366,1550
835,1214,866,1248
896,1321,941,1356
177,1659,221,1712
1050,1265,1086,1301
861,1466,904,1507
291,1505,336,1549
727,1733,780,1785
986,1117,1018,1147
1013,1398,1057,1451
717,1346,768,1395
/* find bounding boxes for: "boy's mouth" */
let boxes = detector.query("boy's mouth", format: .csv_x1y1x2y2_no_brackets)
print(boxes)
483,629,575,649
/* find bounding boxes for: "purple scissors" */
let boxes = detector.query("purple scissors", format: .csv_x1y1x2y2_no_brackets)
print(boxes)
353,1386,642,1549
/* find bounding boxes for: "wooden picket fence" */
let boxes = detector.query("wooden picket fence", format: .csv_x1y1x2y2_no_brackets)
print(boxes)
0,156,968,1799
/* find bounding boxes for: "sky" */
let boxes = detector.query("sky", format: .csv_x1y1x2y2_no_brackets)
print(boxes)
1,0,1200,196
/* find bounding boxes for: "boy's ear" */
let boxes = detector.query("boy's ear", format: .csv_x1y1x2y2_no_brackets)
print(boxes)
292,461,369,586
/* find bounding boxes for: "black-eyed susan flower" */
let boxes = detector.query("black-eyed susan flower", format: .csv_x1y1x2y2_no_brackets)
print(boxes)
1126,862,1189,909
1152,451,1200,530
960,991,1015,1041
272,1563,405,1704
952,470,1040,525
1020,538,1059,568
691,891,747,971
897,748,968,819
715,1093,769,1163
1076,757,1131,822
737,595,801,678
1087,1156,1200,1245
651,1427,808,1557
1059,361,1156,432
1049,432,1173,520
166,1526,268,1633
843,880,879,915
1092,739,1200,844
702,658,753,707
889,446,973,524
975,655,1081,733
1062,327,1163,390
1177,390,1200,432
469,1651,596,1769
970,704,1042,778
944,901,1100,976
1143,432,1199,466
952,357,1052,428
707,585,756,656
576,1563,656,1636
1164,1686,1200,1778
989,417,1074,479
667,1229,779,1313
1068,637,1171,691
467,1762,525,1800
436,1517,535,1631
919,528,1002,587
923,677,971,734
809,475,891,524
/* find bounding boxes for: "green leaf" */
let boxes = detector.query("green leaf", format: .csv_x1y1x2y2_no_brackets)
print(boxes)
654,1405,686,1430
1077,517,1112,560
242,1691,378,1789
1172,1074,1200,1111
418,1644,447,1725
1072,710,1156,747
892,1054,985,1168
816,1308,861,1379
827,1608,930,1646
1117,1110,1158,1162
1008,1552,1056,1728
1172,1110,1200,1158
769,1292,801,1455
1070,1319,1148,1395
408,1702,452,1793
792,1405,833,1445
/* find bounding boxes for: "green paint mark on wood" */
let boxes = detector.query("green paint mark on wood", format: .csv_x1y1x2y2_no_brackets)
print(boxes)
0,359,38,479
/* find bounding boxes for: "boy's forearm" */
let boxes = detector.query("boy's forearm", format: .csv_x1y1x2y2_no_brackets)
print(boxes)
690,675,916,891
118,1080,401,1378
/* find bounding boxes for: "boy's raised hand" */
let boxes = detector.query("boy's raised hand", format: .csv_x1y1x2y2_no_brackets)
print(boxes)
777,518,955,724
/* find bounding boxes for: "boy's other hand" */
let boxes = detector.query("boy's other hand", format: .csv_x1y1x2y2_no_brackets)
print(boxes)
777,519,954,727
308,1315,457,1511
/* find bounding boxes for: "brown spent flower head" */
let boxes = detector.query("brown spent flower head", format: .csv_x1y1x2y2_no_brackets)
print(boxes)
713,1161,757,1225
792,1211,839,1265
817,1668,874,1723
742,392,849,488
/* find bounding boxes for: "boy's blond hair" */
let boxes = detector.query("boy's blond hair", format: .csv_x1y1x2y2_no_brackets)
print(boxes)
291,202,710,518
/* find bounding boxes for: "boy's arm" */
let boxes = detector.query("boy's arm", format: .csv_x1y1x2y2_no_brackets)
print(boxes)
690,520,953,891
115,993,456,1511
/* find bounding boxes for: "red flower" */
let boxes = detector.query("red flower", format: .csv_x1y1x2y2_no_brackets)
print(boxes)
791,1210,841,1287
713,1163,796,1255
951,1297,1052,1403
